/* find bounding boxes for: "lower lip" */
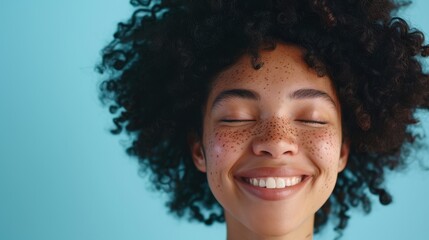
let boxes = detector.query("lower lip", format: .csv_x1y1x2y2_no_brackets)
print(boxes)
235,176,311,201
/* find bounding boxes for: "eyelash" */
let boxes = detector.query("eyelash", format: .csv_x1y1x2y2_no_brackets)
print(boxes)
297,120,327,125
221,119,326,125
221,119,255,123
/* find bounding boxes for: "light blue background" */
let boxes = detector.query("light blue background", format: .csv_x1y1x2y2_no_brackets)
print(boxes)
1,1,428,239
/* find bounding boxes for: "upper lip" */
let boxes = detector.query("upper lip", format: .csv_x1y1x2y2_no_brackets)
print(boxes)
234,167,313,178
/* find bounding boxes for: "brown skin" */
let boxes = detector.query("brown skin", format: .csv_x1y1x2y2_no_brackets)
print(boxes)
191,43,349,240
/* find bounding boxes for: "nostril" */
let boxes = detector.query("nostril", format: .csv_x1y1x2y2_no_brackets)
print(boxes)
261,150,271,156
252,137,299,158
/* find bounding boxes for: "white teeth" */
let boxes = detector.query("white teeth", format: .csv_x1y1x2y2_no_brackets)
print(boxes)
266,177,276,189
250,179,256,186
258,179,266,187
276,178,286,188
286,178,292,186
246,176,303,188
287,177,298,186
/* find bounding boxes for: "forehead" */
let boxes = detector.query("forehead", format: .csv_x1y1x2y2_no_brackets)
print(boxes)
208,43,338,104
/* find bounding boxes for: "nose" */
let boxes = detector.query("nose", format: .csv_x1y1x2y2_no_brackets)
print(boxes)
251,118,299,158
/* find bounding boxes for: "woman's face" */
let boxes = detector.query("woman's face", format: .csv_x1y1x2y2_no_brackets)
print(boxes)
191,43,349,239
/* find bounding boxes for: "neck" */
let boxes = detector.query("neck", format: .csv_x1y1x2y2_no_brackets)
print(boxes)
225,213,314,240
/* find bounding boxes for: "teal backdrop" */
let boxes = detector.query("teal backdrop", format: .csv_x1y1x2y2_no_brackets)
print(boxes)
1,1,428,239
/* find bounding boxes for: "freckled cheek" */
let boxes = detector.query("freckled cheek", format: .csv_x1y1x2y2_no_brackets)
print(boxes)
207,169,223,193
204,133,226,195
205,131,241,164
299,129,341,168
205,129,251,166
204,128,252,196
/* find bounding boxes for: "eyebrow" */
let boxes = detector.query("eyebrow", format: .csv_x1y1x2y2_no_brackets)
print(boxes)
212,89,260,109
211,87,336,110
289,88,337,107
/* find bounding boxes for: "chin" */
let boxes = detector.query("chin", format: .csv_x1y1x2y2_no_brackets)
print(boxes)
233,210,314,239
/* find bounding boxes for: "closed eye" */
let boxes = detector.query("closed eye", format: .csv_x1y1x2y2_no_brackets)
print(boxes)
221,119,255,123
297,120,327,125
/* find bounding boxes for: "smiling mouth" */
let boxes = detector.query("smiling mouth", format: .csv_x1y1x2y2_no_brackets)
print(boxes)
242,176,304,189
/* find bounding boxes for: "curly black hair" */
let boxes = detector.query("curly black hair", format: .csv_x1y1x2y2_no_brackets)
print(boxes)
96,0,429,236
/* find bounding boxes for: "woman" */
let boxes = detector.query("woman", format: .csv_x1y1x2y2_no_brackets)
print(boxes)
97,0,429,239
